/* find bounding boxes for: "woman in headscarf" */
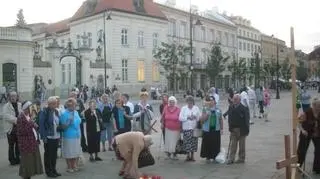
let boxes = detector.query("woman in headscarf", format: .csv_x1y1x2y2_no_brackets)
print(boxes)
113,131,154,179
162,96,180,160
84,100,103,162
17,101,43,179
60,98,82,173
179,96,201,161
200,96,223,162
133,91,154,134
297,97,320,174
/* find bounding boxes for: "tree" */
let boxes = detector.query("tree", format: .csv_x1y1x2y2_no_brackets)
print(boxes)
153,42,190,95
280,57,292,81
206,44,229,85
228,58,247,88
296,60,308,82
16,9,27,27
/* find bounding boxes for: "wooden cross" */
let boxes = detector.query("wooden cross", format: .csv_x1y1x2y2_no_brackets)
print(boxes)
276,135,298,179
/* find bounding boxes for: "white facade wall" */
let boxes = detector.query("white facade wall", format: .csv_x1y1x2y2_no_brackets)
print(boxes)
237,26,261,63
0,27,34,99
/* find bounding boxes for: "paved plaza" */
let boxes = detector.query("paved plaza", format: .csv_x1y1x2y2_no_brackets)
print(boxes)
0,91,319,179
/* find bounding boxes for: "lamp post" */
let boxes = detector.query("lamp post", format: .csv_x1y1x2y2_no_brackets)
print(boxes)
252,49,261,88
97,10,112,91
189,3,202,95
276,41,280,99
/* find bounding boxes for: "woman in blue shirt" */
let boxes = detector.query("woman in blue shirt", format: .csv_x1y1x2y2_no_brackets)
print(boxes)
112,99,132,135
60,98,82,173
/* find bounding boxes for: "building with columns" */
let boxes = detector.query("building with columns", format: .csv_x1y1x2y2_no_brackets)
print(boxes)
157,1,237,90
30,0,168,98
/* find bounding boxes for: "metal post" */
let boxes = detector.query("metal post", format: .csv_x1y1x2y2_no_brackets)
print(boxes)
276,41,280,99
189,8,193,95
103,11,107,91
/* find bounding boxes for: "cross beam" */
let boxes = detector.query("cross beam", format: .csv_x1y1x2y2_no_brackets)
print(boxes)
276,135,299,179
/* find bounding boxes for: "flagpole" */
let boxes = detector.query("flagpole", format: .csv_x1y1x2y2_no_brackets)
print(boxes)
290,27,298,154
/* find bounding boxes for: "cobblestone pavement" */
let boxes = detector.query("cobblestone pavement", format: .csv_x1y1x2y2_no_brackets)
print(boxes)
0,91,319,179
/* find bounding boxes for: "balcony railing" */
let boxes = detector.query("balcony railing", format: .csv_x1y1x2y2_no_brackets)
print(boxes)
0,27,32,41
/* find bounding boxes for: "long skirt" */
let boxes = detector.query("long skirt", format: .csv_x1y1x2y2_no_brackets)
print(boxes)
164,128,180,153
19,147,43,178
100,122,113,143
87,131,101,154
200,130,221,159
62,138,81,159
183,130,198,152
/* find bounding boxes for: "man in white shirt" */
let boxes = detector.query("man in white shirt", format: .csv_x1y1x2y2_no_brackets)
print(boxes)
240,87,253,124
247,86,257,119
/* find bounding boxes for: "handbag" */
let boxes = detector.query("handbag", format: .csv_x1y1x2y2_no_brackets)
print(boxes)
138,148,155,168
175,138,187,155
193,121,202,137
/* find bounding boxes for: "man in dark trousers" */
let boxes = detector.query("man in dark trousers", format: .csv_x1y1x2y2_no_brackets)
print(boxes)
227,94,250,164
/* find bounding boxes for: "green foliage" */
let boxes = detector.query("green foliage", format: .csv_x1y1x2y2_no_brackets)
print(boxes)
296,60,308,82
263,59,278,77
280,58,292,81
153,42,190,93
228,58,247,86
16,9,27,27
206,44,229,84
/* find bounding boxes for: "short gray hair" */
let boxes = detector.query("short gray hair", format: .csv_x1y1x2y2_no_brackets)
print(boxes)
185,95,194,104
47,96,57,104
168,96,177,105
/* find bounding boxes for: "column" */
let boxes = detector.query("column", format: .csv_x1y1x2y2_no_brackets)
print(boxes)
81,57,90,86
50,51,61,96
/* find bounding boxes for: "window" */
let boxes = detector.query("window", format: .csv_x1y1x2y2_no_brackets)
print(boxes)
210,29,215,42
121,59,128,82
169,20,176,36
88,32,92,47
255,34,257,40
137,60,145,82
152,62,160,81
152,33,158,48
77,35,81,48
239,29,241,36
224,32,229,46
247,43,250,51
217,31,222,43
251,33,253,39
255,45,258,51
68,64,71,84
121,29,128,45
40,44,44,57
138,31,144,47
60,39,65,48
251,44,254,52
239,42,242,50
243,42,246,51
200,27,206,41
61,64,66,84
201,49,206,63
247,32,249,37
231,34,235,47
243,30,245,36
180,22,187,38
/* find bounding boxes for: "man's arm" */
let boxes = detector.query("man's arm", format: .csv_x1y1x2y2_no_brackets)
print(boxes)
3,104,17,124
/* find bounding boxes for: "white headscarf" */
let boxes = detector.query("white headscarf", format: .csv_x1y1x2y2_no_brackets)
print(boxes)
22,101,32,111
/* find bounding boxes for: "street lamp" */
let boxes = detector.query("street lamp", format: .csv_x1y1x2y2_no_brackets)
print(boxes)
97,10,112,91
252,48,261,88
271,35,282,99
189,4,202,95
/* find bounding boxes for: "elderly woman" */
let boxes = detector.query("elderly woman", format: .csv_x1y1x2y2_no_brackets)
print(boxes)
200,96,223,162
60,98,82,173
179,96,201,161
17,101,43,179
113,131,153,179
112,99,132,135
162,96,180,160
84,100,103,162
297,97,320,174
133,91,154,134
98,94,113,151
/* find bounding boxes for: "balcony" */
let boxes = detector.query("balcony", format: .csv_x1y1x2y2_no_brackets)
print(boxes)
193,62,207,70
0,27,32,42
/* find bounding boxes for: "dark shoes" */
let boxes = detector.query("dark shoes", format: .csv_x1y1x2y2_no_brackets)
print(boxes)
47,172,61,178
90,156,103,162
95,157,103,161
10,160,20,166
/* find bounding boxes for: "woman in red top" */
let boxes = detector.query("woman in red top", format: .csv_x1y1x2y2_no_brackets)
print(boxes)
17,101,43,179
162,96,180,160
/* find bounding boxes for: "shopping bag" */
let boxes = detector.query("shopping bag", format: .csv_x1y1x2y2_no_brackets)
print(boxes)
77,153,86,167
175,139,187,155
138,148,155,168
215,148,226,164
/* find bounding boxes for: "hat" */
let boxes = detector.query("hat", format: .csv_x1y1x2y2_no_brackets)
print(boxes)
22,101,32,111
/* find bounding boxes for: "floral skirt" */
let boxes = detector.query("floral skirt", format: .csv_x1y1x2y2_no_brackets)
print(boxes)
183,130,198,152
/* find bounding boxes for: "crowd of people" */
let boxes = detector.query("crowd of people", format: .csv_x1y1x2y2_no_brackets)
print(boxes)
2,84,319,179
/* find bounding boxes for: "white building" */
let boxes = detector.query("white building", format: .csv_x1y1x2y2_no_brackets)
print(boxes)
157,1,237,90
31,0,168,98
0,27,34,99
229,16,261,85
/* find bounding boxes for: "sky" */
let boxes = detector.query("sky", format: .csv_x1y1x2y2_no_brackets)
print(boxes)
0,0,319,53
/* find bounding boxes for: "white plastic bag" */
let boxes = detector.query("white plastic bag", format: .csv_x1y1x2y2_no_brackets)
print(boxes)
215,147,226,164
